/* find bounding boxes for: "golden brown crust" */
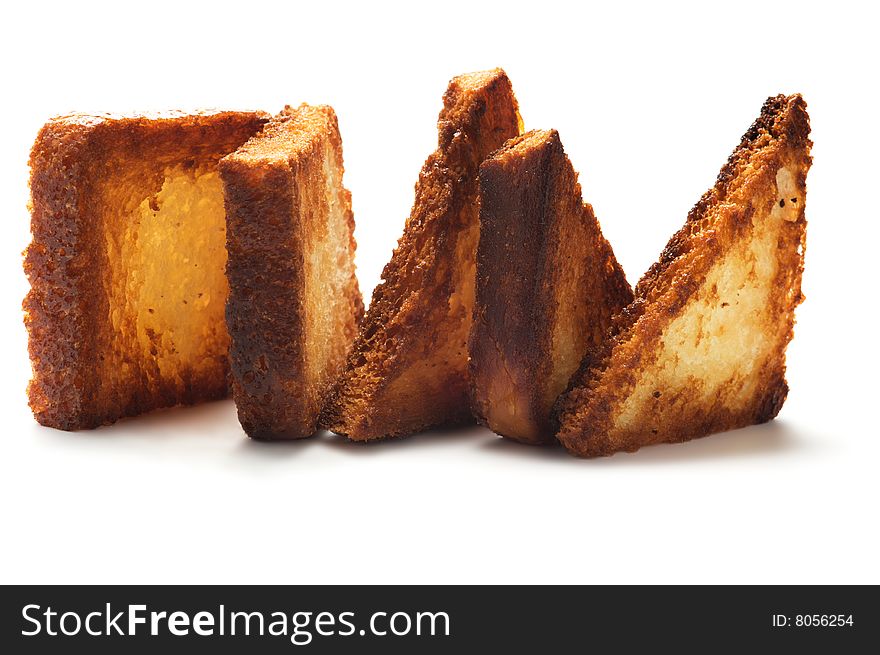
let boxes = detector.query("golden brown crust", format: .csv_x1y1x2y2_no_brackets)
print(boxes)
221,104,362,439
469,129,632,444
320,69,522,440
555,95,811,457
24,111,267,430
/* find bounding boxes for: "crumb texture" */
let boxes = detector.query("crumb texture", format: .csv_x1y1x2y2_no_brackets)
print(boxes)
321,69,522,440
470,129,632,443
103,163,231,415
555,95,811,457
221,104,362,439
24,111,267,429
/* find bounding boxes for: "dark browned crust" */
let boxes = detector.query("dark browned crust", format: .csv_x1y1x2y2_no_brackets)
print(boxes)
469,129,632,444
320,69,522,440
24,111,268,430
555,95,811,457
221,104,362,440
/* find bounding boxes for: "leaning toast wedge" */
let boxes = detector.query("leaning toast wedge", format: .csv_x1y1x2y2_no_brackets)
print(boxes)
555,94,811,457
24,111,268,430
469,129,632,444
321,69,522,440
220,104,363,439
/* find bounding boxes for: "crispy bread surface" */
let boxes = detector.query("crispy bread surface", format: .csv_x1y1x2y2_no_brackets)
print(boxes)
221,104,362,439
555,95,811,457
470,129,632,444
321,69,522,440
24,110,267,430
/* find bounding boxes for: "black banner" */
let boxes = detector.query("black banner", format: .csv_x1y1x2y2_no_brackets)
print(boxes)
1,585,875,652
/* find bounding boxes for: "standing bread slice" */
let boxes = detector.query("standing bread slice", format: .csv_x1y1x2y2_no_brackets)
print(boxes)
555,95,811,457
24,110,268,430
321,69,522,440
469,129,632,444
220,104,362,439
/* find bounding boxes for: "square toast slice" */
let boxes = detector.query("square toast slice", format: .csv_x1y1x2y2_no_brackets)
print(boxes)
469,129,632,444
24,110,268,430
220,104,363,439
321,69,522,440
555,95,811,457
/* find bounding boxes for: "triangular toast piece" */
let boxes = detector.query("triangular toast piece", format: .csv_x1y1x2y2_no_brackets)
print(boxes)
321,69,522,440
220,104,362,440
469,129,632,444
556,94,811,457
24,110,268,430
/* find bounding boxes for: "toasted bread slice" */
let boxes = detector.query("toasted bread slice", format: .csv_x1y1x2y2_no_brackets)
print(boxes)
220,104,363,439
469,130,632,444
24,111,268,430
321,69,522,440
555,95,811,457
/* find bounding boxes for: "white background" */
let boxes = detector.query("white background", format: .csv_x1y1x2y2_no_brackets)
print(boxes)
1,1,877,584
